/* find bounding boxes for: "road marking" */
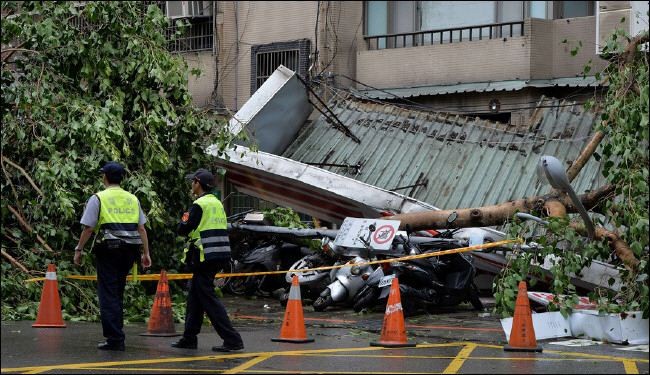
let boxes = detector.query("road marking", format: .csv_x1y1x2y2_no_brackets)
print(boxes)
442,343,477,374
57,367,230,373
224,354,273,374
2,341,647,374
623,360,639,374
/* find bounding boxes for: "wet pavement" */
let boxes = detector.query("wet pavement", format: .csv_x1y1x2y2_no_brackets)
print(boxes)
2,295,648,374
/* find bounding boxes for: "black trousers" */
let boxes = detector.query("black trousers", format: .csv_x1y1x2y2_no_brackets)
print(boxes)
183,256,243,347
95,242,139,345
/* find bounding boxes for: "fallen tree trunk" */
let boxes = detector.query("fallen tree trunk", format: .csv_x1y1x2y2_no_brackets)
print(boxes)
570,222,639,269
385,183,638,269
386,184,614,230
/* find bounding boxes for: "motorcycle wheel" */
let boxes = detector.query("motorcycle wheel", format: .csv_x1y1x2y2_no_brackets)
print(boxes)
214,261,233,290
279,291,289,307
225,265,264,296
313,295,333,312
352,286,379,313
469,284,484,311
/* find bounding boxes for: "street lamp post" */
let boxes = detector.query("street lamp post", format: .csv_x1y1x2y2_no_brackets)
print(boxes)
537,155,596,239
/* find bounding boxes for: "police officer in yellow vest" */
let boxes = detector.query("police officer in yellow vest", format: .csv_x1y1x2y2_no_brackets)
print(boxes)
171,168,244,352
74,161,151,351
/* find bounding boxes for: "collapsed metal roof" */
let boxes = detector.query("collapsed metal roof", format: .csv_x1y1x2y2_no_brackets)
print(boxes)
282,93,606,210
354,76,603,100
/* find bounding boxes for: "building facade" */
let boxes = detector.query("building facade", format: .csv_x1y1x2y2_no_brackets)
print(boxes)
170,1,646,123
162,0,647,213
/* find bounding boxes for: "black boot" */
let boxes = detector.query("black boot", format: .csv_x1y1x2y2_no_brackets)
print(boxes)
97,341,125,351
212,343,244,352
171,336,198,349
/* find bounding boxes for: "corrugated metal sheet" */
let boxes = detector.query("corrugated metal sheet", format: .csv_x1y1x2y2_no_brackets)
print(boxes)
355,76,603,99
282,93,606,210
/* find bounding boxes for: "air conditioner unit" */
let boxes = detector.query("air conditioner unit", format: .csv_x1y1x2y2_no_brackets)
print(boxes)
166,1,211,19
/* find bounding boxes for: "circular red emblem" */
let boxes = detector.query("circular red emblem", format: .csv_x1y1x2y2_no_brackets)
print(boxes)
372,225,395,245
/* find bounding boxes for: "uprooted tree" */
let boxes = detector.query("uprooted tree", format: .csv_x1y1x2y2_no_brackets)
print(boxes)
388,30,649,318
1,2,238,321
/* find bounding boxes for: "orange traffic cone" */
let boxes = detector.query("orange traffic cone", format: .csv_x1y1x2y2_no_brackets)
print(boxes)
370,277,415,347
33,264,66,328
140,270,180,337
271,275,314,343
504,281,542,352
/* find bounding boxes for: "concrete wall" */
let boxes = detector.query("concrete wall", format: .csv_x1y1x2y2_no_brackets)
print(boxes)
180,1,361,113
552,16,608,78
315,1,363,87
598,1,632,50
357,36,530,89
529,18,554,79
179,1,633,113
216,1,319,111
185,51,217,108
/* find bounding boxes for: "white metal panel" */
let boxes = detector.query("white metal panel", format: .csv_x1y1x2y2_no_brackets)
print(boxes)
227,65,311,155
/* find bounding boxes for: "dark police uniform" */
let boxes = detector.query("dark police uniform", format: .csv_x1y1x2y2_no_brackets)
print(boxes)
174,191,243,351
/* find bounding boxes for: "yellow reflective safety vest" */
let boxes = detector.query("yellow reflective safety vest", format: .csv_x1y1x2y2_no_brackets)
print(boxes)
183,194,230,263
95,187,142,245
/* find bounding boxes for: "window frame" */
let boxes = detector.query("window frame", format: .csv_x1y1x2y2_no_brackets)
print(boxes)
250,39,311,95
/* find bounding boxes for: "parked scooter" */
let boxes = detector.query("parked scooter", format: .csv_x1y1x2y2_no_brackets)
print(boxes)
279,237,338,306
352,216,483,316
225,239,312,297
224,212,313,297
311,236,376,312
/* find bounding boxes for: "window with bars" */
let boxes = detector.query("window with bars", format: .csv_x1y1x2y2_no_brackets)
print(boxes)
250,39,311,94
255,49,300,89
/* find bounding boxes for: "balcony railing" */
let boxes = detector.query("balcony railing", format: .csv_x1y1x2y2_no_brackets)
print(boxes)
364,21,524,50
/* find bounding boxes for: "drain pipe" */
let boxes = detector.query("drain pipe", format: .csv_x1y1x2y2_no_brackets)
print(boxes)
234,1,239,110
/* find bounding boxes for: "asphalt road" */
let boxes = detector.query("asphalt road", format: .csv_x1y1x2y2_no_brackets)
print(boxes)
1,295,648,374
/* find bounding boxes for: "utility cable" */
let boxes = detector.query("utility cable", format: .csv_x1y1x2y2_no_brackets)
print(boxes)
296,74,361,143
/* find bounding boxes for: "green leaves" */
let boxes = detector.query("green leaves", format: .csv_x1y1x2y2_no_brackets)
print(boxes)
495,29,649,319
1,1,235,322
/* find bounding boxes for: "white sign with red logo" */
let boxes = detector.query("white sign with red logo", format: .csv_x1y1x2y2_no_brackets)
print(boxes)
334,218,401,250
528,292,598,310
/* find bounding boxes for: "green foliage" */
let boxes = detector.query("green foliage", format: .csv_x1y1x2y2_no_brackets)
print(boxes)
1,1,238,321
494,27,649,319
494,215,613,318
262,207,321,251
263,207,307,228
595,27,649,318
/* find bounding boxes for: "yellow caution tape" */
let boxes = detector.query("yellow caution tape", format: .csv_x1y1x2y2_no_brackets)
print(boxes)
24,238,522,283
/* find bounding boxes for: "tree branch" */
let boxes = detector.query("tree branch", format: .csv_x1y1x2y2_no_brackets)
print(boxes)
1,249,30,274
565,131,605,183
1,158,26,218
6,205,54,253
570,222,639,269
1,156,44,197
1,45,35,63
